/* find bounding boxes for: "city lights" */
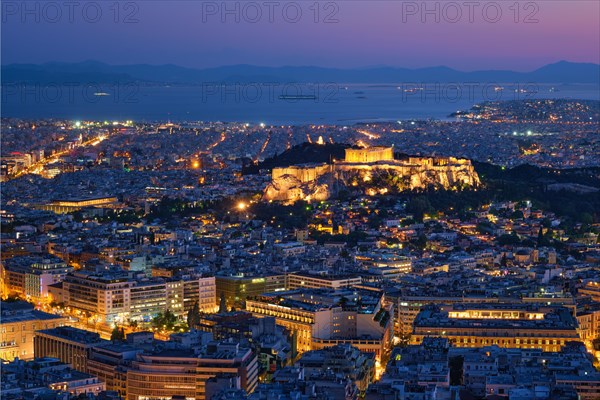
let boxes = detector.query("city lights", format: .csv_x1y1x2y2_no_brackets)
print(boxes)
1,1,598,397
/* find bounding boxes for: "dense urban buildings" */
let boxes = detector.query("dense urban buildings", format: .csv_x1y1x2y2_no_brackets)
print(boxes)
1,105,599,399
2,0,600,394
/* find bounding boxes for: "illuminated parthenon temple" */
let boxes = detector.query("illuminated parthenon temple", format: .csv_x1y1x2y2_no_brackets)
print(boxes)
344,146,394,163
264,146,481,203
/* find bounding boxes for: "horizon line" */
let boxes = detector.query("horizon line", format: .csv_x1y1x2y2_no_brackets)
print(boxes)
2,59,600,74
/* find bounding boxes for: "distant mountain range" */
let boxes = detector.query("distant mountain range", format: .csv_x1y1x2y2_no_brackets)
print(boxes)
2,60,599,84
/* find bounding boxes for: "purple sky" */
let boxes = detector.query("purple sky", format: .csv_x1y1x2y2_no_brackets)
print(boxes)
2,1,599,70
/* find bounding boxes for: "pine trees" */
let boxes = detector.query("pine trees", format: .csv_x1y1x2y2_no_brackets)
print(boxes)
187,301,201,329
111,326,126,342
218,292,228,314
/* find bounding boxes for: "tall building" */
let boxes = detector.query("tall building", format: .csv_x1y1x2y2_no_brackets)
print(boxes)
246,288,393,362
0,301,68,361
387,290,576,338
129,279,167,320
412,303,580,351
355,252,412,280
183,276,217,314
126,339,258,400
579,281,600,301
286,272,362,290
61,271,216,323
196,312,292,377
297,344,376,396
160,276,217,318
86,342,142,398
382,337,450,388
386,292,500,337
1,255,73,301
575,299,600,342
216,274,286,308
62,271,134,324
34,326,108,372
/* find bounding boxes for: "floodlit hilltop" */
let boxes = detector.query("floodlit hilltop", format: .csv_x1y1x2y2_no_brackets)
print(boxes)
263,146,480,203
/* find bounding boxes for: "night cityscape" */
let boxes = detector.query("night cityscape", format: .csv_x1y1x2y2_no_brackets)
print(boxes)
1,2,600,400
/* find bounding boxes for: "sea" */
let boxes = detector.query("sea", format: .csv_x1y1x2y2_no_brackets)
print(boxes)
2,82,599,124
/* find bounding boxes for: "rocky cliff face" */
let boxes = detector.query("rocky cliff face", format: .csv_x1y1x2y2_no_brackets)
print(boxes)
263,157,480,203
263,172,331,203
405,164,481,190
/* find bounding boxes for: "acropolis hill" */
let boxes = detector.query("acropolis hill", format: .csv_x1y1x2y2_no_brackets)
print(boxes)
263,146,481,203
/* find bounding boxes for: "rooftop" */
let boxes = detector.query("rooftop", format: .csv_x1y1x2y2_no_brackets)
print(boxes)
1,301,65,323
414,303,579,331
36,326,106,345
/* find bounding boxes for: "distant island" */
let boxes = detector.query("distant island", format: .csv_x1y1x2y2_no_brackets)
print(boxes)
2,60,599,85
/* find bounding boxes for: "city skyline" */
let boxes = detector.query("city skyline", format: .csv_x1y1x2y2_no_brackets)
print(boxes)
1,1,599,400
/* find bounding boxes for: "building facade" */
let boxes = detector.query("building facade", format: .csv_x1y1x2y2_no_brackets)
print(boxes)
2,255,73,301
34,326,107,372
412,303,581,352
246,289,393,362
126,341,258,400
61,271,216,323
287,272,362,291
0,301,68,361
216,274,286,308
